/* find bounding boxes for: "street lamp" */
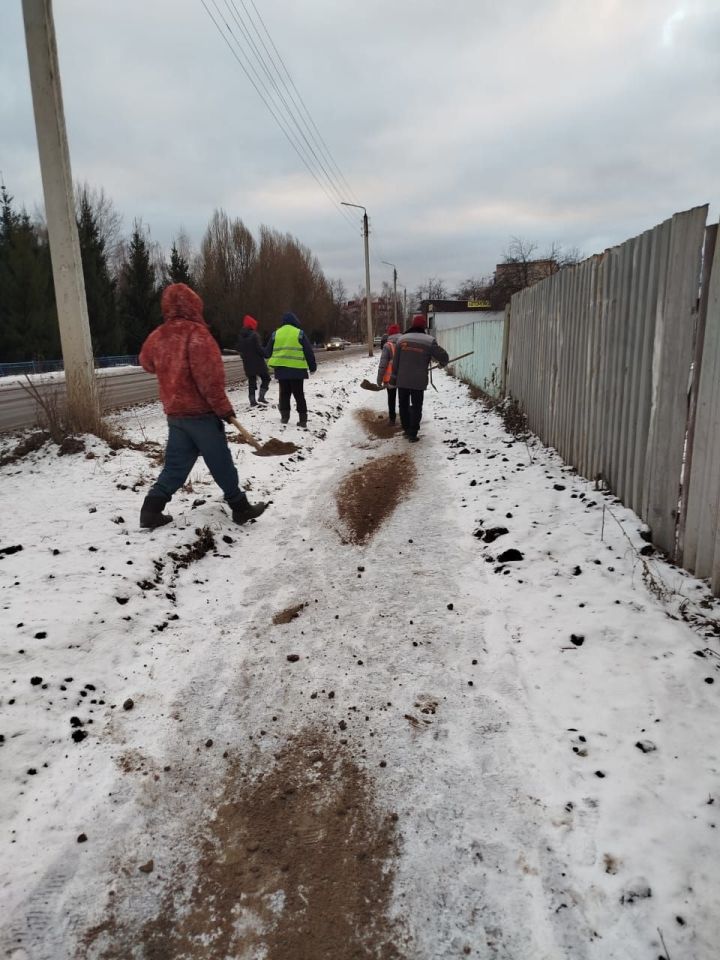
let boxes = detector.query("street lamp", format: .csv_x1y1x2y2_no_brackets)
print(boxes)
381,260,398,330
341,202,373,356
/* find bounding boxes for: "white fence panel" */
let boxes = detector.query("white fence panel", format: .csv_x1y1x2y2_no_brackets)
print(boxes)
435,314,506,397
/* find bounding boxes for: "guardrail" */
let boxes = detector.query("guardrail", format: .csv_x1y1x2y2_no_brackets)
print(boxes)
0,354,141,377
0,346,364,435
0,358,246,434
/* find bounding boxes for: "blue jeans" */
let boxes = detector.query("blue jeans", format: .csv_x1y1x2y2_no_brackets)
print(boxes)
150,415,241,502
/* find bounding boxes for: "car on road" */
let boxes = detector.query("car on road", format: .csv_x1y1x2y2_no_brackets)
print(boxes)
373,335,383,346
326,337,345,351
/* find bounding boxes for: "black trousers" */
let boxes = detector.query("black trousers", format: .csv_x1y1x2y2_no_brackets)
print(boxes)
386,387,397,420
398,388,424,436
248,373,270,401
248,374,270,393
278,379,307,420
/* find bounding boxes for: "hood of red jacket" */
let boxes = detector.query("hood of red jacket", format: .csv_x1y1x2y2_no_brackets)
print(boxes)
161,283,204,324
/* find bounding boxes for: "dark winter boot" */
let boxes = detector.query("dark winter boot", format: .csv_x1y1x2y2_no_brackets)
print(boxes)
140,494,172,529
249,386,257,407
228,492,269,525
298,418,308,429
280,411,290,424
257,385,268,405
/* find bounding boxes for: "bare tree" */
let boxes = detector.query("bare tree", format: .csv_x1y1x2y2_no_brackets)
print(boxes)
454,277,492,300
484,236,581,310
545,241,584,267
196,209,257,345
413,276,448,305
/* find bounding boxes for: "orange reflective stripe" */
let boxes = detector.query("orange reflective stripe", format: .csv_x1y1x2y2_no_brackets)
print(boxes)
382,340,396,384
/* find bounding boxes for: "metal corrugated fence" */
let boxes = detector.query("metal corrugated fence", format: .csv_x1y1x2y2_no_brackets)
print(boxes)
435,313,505,398
505,206,709,559
682,224,720,592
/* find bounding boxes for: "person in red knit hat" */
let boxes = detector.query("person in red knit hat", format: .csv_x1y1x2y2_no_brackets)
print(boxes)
138,283,268,528
376,323,402,424
389,313,449,441
235,314,271,407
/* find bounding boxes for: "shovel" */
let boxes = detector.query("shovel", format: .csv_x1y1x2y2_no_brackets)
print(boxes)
361,351,474,391
228,417,299,457
430,350,474,371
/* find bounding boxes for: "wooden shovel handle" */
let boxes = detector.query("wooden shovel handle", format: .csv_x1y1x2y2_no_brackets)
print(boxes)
229,417,262,450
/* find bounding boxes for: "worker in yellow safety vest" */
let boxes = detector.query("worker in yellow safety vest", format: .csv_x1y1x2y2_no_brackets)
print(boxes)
266,312,317,428
376,323,402,424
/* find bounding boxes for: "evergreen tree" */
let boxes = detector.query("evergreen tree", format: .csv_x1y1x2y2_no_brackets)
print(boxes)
76,189,124,355
0,185,59,362
167,242,193,286
117,223,161,354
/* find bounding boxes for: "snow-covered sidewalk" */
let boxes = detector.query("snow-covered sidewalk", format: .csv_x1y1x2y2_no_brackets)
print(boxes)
1,356,719,959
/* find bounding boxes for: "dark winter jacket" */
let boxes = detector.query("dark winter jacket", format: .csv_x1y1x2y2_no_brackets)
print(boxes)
390,329,449,391
139,283,235,420
236,328,270,379
265,313,317,380
377,334,400,386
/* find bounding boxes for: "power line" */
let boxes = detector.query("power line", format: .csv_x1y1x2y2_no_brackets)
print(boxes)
200,0,357,231
222,0,348,209
242,0,361,207
205,0,354,227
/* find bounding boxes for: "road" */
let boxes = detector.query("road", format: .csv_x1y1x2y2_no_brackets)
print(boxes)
0,344,366,434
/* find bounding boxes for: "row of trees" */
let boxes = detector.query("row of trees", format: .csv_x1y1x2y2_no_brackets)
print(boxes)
0,184,345,363
1,177,585,363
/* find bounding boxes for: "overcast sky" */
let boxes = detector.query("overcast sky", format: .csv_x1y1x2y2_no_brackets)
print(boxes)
2,0,718,297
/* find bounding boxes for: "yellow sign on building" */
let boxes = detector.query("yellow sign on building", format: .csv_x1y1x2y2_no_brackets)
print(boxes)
468,299,491,309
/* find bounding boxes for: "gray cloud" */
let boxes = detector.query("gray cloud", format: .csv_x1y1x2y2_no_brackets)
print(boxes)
1,0,718,297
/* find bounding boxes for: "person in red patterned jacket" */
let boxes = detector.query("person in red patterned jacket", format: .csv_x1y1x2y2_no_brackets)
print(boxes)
138,283,268,528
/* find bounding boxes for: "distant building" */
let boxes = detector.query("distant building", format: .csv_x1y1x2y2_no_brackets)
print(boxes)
493,258,558,288
485,258,559,309
420,298,493,315
346,297,395,334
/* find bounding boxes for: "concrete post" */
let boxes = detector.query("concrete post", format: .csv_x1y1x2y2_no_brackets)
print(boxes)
392,268,398,328
22,0,99,430
362,212,373,356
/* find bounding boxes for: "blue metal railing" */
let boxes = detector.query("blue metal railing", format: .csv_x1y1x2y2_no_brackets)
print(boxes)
0,355,140,377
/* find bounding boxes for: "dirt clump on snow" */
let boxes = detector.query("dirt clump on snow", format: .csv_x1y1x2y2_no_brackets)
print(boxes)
253,438,300,457
85,730,405,959
272,602,306,625
57,436,86,456
335,453,415,545
167,527,216,570
355,407,401,440
228,433,300,456
0,430,51,466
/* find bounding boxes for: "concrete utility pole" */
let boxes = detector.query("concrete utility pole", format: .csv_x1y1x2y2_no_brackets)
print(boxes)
342,202,374,356
381,260,398,328
22,0,99,430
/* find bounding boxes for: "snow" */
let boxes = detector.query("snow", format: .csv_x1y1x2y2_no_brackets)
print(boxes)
1,356,719,958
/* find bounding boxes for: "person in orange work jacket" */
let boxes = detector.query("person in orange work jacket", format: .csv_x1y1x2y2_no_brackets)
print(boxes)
375,324,402,423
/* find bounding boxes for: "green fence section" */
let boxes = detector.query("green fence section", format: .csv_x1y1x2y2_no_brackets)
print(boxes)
435,314,505,397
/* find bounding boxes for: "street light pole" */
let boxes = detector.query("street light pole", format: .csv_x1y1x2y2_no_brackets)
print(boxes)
22,0,99,431
381,260,398,329
341,202,373,356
